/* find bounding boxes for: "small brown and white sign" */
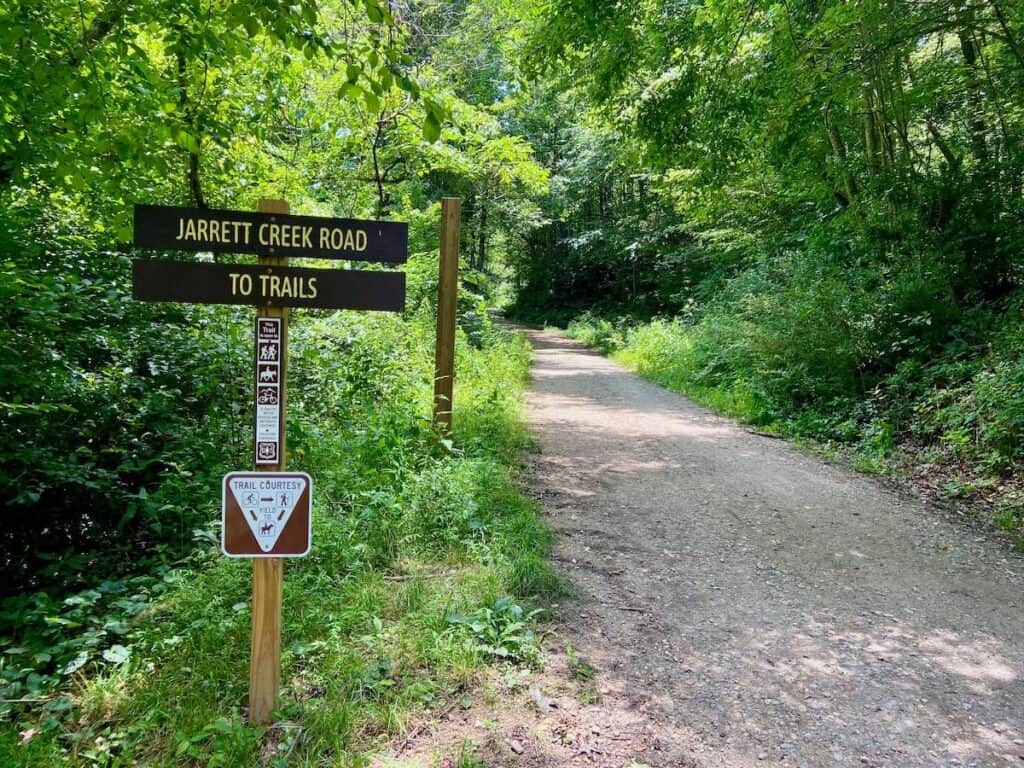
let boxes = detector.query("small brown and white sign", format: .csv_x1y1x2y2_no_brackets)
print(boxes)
222,471,312,557
254,317,283,465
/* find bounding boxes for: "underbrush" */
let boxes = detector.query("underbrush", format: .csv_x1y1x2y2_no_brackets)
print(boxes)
565,294,1024,542
0,313,558,766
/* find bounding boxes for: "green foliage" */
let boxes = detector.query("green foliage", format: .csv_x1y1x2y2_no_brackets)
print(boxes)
0,201,252,594
511,0,1024,527
0,573,166,714
0,314,552,765
569,299,1024,527
446,596,544,665
566,314,629,355
0,4,558,763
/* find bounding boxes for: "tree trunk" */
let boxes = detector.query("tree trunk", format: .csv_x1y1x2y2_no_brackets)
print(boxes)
477,202,487,273
958,29,989,166
823,103,858,205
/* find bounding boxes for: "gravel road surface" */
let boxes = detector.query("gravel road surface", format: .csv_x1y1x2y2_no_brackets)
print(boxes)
524,328,1024,768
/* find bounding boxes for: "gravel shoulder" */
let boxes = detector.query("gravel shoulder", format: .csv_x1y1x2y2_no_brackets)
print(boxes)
522,328,1024,768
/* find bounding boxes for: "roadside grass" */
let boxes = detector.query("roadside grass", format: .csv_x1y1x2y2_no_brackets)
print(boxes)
0,320,558,766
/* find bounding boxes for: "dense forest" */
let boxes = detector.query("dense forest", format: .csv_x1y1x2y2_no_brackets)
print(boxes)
2,0,1023,764
509,0,1024,527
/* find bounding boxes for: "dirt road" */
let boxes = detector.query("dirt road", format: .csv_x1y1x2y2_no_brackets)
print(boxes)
524,328,1024,767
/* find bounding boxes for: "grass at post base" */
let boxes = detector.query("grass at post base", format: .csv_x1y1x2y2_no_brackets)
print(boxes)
0,320,557,767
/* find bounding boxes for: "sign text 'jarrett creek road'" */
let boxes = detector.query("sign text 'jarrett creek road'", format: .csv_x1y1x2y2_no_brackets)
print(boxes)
134,204,408,262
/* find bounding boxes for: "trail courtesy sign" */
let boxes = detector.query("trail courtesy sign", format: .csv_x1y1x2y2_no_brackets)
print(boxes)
222,472,312,557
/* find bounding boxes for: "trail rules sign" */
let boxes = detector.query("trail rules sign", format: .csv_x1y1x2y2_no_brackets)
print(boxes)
222,471,312,557
254,317,283,465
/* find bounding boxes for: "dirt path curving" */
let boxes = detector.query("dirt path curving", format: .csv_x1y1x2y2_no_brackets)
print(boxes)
523,328,1024,768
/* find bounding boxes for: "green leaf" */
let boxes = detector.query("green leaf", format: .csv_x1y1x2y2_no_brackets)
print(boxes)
362,89,380,113
364,0,384,23
102,644,131,665
338,82,361,100
174,129,201,155
61,651,89,675
423,112,441,142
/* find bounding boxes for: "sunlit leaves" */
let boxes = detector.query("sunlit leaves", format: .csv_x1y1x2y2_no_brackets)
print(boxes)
423,111,442,142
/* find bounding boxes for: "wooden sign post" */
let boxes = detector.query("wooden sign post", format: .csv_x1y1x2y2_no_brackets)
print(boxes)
249,197,289,725
131,198,409,726
433,198,461,434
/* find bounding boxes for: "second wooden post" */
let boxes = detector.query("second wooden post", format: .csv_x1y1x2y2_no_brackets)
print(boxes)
433,198,461,434
249,197,290,724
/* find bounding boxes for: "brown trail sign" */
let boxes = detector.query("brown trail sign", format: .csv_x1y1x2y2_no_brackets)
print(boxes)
132,260,405,311
130,198,417,725
254,317,284,466
133,204,407,263
222,472,312,557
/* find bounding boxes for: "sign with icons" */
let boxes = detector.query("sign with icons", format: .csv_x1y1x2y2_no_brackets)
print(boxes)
222,471,312,557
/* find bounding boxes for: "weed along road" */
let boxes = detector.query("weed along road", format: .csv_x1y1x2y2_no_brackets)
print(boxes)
523,328,1024,768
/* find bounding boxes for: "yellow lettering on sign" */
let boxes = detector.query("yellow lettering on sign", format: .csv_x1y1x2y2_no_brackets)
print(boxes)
258,224,269,246
317,227,370,253
251,273,318,300
229,273,253,296
175,217,255,245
